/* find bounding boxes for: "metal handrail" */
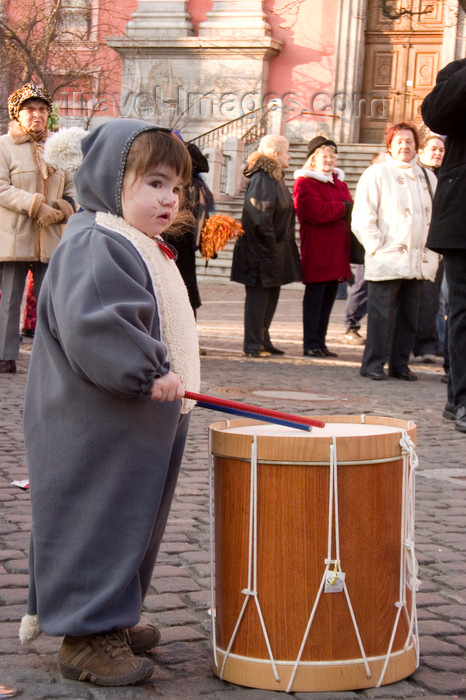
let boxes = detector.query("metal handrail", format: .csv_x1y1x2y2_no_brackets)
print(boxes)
188,107,271,150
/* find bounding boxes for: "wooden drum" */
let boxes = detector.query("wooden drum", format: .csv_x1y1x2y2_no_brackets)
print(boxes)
209,415,419,693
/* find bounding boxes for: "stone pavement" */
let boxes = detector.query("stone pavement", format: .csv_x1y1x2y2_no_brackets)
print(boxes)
0,280,465,700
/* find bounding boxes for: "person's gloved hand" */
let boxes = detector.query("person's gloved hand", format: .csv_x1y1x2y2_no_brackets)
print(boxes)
35,203,65,227
53,199,75,221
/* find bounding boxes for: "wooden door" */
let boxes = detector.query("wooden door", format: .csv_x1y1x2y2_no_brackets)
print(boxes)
359,0,445,144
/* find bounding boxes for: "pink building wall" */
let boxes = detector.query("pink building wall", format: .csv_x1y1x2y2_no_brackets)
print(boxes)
187,1,338,111
264,0,337,127
188,0,339,134
58,1,338,127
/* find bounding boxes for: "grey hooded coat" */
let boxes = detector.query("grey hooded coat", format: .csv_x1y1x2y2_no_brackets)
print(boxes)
23,120,199,636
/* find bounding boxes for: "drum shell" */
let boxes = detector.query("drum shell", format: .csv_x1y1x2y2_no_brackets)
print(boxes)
210,415,418,692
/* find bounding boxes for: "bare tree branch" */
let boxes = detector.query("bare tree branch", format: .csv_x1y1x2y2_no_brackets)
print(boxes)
0,0,125,105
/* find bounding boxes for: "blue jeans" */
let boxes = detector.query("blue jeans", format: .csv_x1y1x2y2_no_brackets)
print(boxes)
345,265,367,331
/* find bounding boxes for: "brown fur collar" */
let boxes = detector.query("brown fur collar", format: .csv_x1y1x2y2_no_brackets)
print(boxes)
8,120,49,144
244,151,284,180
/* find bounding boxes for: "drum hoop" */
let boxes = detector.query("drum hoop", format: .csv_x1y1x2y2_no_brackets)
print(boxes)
211,453,403,467
213,639,417,668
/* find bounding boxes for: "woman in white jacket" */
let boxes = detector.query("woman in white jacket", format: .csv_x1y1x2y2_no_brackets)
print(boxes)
351,122,439,381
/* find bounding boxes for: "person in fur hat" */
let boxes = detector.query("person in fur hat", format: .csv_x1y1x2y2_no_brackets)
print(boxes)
230,134,301,356
0,83,76,373
20,119,200,686
293,135,352,358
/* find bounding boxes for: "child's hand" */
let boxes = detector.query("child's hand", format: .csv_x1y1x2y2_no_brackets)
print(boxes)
150,371,185,402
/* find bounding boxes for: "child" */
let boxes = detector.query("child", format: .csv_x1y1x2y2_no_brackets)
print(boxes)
20,119,200,686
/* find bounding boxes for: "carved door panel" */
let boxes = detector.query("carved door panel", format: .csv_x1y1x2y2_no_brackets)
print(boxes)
359,0,444,144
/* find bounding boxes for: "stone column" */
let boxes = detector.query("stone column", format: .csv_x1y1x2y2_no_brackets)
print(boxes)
124,0,193,38
199,0,272,38
222,137,245,196
443,0,466,62
332,0,367,143
203,147,223,200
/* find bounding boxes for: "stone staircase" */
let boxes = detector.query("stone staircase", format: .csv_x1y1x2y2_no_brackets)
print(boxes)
196,142,379,282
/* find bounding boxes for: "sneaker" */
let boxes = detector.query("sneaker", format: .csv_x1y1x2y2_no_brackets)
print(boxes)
58,630,154,686
417,354,437,364
455,405,466,433
343,329,365,345
127,622,161,653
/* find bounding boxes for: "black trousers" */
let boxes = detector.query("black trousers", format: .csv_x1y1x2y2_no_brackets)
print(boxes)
303,280,339,351
361,278,422,374
244,284,280,353
444,251,466,408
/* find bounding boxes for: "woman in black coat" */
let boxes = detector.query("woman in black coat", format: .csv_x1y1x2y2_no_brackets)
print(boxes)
231,134,301,357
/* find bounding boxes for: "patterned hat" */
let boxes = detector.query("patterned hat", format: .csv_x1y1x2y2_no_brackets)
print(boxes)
8,83,53,120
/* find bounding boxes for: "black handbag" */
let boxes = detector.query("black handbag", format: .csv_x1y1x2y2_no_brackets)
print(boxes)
350,231,365,265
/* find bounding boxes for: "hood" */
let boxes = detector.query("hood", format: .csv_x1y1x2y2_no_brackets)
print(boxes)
243,152,284,180
75,119,172,216
44,119,172,216
294,166,345,183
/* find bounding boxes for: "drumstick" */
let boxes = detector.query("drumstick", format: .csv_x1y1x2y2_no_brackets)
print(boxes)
184,391,325,431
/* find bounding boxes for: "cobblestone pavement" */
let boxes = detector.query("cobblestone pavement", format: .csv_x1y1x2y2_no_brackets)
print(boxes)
0,280,465,699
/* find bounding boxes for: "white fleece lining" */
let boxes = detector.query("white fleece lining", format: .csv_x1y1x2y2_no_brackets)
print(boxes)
96,212,200,413
19,613,41,643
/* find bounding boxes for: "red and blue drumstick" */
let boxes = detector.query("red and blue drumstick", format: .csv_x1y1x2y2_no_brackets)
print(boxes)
184,391,325,432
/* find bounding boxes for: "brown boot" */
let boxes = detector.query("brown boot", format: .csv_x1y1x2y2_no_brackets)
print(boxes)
127,622,161,653
58,630,153,686
0,360,16,374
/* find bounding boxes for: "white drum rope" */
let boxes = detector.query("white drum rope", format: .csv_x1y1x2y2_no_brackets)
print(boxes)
219,435,280,682
286,437,370,693
375,430,419,687
402,432,420,668
208,428,218,668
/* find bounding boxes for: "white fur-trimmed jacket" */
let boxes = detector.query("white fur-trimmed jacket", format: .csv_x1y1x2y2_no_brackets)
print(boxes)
351,155,440,282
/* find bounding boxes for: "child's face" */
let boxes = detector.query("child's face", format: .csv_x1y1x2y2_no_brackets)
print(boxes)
121,165,184,238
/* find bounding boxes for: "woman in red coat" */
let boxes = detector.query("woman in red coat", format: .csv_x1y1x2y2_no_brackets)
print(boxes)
293,136,352,357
